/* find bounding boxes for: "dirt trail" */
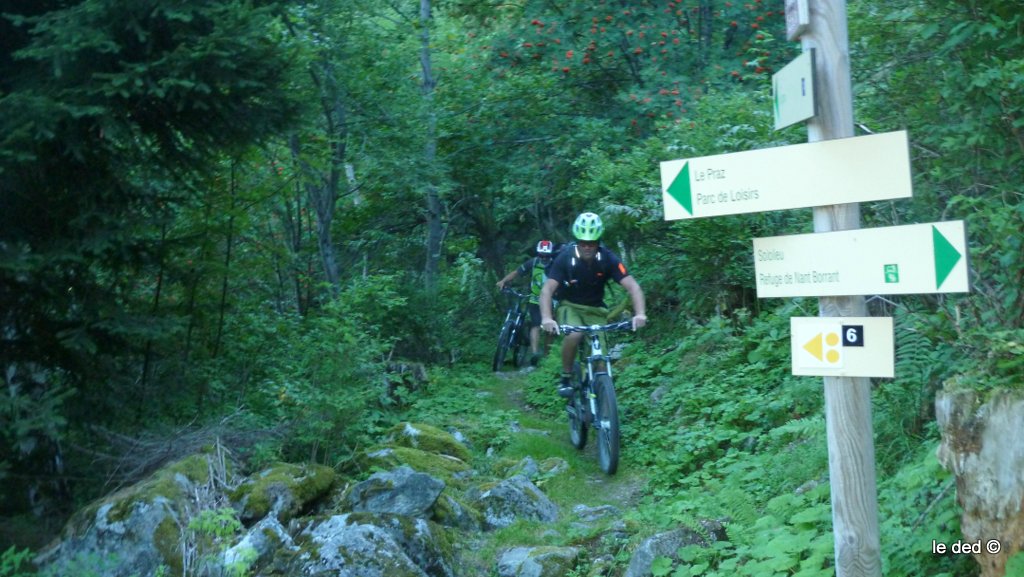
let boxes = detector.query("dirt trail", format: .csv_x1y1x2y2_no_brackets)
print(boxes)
496,369,649,511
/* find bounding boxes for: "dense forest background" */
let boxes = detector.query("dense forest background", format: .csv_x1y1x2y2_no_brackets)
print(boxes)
1,0,1021,575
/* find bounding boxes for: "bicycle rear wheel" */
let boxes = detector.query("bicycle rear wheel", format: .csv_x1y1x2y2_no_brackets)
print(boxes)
567,362,587,449
594,374,620,475
492,321,513,372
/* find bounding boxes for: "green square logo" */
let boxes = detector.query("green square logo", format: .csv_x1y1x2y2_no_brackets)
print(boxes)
884,264,900,283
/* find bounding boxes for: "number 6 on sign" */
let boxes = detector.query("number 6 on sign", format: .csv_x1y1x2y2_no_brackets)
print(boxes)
843,325,864,347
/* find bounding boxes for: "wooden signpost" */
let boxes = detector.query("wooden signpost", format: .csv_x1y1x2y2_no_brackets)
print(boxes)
796,3,881,575
658,3,972,575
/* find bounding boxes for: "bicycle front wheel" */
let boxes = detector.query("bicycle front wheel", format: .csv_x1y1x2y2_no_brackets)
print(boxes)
594,374,620,475
567,362,587,450
512,317,530,367
492,321,513,372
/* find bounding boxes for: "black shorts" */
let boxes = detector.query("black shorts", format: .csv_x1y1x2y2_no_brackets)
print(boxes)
526,303,541,327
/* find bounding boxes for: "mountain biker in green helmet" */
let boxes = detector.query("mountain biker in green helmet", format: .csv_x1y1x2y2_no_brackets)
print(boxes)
497,239,556,365
539,212,647,398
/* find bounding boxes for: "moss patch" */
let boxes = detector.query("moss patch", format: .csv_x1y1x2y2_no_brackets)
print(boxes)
63,453,214,537
153,517,182,575
361,446,470,485
389,422,472,462
229,462,336,523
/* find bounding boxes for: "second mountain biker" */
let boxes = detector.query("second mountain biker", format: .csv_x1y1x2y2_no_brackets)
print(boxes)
539,212,647,398
497,239,556,366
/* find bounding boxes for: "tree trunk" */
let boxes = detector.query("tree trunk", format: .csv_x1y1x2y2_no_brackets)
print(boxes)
420,0,443,290
211,163,236,361
936,389,1024,577
289,65,345,301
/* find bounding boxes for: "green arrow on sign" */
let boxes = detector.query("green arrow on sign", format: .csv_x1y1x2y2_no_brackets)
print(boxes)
933,225,962,289
773,76,780,119
666,162,692,216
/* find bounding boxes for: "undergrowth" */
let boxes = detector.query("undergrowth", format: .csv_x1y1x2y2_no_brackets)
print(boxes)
367,299,985,576
391,301,978,576
542,304,974,576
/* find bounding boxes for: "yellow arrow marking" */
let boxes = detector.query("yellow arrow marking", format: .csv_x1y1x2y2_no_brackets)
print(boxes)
803,332,824,361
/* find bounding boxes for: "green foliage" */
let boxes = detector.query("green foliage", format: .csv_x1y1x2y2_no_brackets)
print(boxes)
1008,551,1024,577
0,0,305,517
878,444,974,577
243,298,390,465
851,0,1024,400
186,508,251,577
0,5,1018,577
607,302,979,577
401,369,518,456
187,507,243,541
0,548,33,577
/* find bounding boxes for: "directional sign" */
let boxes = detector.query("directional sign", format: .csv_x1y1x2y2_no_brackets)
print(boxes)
785,0,810,41
791,317,894,378
773,50,816,130
661,130,912,220
754,220,969,298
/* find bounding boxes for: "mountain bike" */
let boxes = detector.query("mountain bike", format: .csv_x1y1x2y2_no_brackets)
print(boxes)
492,287,531,372
560,320,632,475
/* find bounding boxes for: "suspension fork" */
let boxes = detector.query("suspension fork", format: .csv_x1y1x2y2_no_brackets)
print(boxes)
585,333,605,424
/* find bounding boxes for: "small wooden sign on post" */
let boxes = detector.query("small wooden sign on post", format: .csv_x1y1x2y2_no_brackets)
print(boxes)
785,0,810,41
773,49,816,130
791,317,895,378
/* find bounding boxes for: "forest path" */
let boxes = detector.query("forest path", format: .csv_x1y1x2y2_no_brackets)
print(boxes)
491,365,650,516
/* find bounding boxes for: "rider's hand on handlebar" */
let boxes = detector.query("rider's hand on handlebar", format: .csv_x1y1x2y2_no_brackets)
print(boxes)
631,314,647,331
541,318,559,335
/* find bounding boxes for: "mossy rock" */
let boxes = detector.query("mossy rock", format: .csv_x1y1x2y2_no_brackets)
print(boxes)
388,422,472,463
275,513,453,577
361,446,471,486
63,453,212,538
498,546,581,577
43,454,220,577
431,488,483,532
343,511,456,574
229,462,336,523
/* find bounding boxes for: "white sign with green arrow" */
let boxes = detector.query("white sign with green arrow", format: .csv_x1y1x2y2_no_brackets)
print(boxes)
773,49,816,130
660,130,912,220
753,220,969,298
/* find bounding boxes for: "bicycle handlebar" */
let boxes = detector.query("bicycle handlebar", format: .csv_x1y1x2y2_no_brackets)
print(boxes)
558,320,634,335
500,287,531,299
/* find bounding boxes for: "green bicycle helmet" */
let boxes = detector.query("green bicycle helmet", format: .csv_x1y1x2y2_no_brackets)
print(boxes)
572,212,603,241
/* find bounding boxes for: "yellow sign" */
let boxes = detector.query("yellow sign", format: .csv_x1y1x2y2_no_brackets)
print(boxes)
791,317,894,378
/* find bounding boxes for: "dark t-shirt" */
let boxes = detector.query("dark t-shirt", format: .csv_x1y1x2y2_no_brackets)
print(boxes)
546,245,629,307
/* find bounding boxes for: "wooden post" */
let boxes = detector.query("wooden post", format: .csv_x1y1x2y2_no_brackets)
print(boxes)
801,1,882,575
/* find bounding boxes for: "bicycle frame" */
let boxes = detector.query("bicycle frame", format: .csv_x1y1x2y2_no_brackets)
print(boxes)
575,323,627,417
564,321,629,380
576,332,605,427
493,287,531,371
504,288,529,345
